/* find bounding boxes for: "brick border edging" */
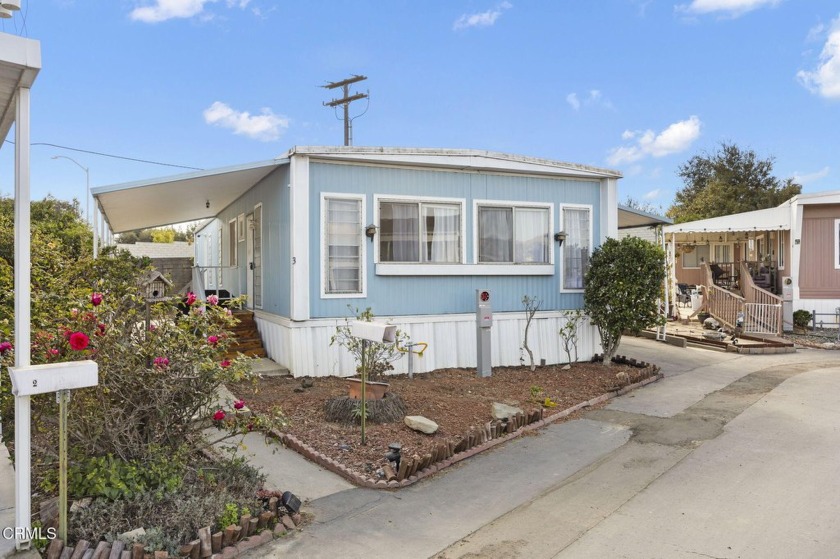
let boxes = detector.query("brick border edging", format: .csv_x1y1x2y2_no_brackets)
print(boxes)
267,365,664,489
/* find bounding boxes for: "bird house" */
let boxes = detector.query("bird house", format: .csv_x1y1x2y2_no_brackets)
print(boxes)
139,269,172,301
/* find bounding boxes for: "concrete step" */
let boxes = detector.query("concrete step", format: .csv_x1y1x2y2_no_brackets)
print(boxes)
250,357,290,377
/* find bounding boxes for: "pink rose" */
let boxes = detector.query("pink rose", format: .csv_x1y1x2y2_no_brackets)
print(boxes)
207,294,219,306
153,356,170,368
0,341,12,354
186,292,197,306
68,332,89,351
207,335,219,346
213,409,226,421
91,292,103,306
220,359,231,368
234,400,245,410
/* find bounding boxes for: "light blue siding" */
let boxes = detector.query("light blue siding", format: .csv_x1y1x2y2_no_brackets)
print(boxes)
309,161,601,318
197,165,291,317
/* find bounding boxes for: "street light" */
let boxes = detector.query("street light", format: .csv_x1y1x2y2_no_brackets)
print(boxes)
51,155,90,224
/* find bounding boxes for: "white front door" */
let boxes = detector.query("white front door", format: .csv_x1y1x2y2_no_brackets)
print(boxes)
246,212,254,309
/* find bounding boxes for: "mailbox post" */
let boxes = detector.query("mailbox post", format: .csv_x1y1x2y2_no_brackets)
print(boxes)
476,290,492,377
9,360,98,544
349,321,396,445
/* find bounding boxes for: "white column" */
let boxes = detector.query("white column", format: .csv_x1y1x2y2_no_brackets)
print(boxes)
14,86,32,550
92,201,99,259
289,155,310,322
600,177,618,242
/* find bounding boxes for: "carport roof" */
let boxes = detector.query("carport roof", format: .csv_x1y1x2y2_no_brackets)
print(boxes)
0,32,41,146
91,159,287,233
663,205,791,236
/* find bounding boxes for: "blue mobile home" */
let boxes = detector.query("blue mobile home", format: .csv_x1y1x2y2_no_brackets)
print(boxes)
93,146,621,377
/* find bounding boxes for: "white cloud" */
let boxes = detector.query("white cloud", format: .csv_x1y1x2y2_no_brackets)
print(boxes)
798,16,840,99
566,89,613,111
130,0,251,23
453,1,512,30
643,189,661,199
792,166,830,185
677,0,780,17
203,101,289,141
607,116,702,166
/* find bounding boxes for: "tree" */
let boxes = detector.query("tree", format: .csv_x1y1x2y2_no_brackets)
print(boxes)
668,142,801,223
584,236,665,364
622,196,664,216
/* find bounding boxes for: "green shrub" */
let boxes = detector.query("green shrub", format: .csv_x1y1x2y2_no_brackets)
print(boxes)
793,310,812,329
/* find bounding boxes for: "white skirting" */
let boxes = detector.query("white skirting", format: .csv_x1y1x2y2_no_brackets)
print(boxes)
252,310,602,378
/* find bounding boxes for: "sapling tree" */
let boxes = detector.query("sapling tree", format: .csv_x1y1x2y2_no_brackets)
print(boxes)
583,237,665,365
520,295,540,371
558,309,585,365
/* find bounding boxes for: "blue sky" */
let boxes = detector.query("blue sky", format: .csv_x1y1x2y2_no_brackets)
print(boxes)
1,0,839,218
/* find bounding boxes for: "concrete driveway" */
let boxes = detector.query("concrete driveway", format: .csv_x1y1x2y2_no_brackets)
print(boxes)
253,337,840,559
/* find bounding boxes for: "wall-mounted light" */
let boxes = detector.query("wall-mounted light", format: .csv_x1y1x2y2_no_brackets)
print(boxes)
554,232,567,246
365,224,378,242
205,200,210,209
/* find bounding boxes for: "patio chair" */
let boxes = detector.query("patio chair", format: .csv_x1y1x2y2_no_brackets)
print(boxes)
709,264,732,288
676,283,691,307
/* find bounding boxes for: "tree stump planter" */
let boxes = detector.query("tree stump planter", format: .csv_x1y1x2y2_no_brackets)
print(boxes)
345,378,389,400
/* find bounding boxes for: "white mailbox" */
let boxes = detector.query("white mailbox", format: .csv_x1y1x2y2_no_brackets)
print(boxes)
9,360,98,397
350,320,397,343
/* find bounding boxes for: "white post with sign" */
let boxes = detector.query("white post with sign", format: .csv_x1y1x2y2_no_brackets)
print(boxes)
349,321,396,445
476,290,493,378
9,361,98,545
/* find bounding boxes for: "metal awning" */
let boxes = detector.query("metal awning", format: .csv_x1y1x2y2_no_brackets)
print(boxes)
91,159,287,233
0,32,40,147
617,204,673,229
663,205,790,236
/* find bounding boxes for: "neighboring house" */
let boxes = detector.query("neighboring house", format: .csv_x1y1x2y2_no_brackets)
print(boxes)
93,146,624,377
616,204,673,245
664,190,840,326
117,241,194,292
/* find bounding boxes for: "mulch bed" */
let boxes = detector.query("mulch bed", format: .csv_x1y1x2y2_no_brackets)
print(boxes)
231,359,659,484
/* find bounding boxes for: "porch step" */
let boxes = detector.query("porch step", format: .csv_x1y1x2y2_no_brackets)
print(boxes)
226,310,269,361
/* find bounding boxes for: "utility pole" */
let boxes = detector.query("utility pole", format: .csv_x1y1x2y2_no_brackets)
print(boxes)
322,75,368,146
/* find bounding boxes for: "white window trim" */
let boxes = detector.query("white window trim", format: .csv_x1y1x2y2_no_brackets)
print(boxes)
559,203,592,292
228,218,238,268
472,199,554,265
374,193,467,267
218,224,224,288
321,193,367,299
776,232,785,270
253,203,263,309
835,220,840,270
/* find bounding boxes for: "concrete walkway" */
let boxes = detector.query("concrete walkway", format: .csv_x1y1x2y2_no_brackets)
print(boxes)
249,337,840,559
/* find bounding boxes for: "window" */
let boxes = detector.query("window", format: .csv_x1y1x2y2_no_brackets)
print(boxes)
379,200,461,263
682,245,710,268
478,205,549,264
325,197,363,294
562,207,591,289
712,243,731,263
228,219,238,267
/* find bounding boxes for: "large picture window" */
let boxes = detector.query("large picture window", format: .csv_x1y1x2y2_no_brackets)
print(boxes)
478,205,549,264
379,200,461,263
562,207,591,289
325,197,363,294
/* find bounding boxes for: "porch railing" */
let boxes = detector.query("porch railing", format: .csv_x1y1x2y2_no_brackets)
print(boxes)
739,262,782,335
702,263,743,329
191,266,242,300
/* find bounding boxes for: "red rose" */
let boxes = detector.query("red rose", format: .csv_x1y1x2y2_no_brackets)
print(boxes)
207,335,219,346
234,400,245,410
220,359,231,368
91,292,103,306
213,409,226,421
68,332,90,351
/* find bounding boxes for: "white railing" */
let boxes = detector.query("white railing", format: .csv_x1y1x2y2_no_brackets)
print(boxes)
192,266,241,299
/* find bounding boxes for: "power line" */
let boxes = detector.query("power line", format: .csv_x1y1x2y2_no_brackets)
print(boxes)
3,139,204,171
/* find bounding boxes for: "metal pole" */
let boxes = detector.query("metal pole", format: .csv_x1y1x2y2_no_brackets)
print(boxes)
343,84,350,146
57,389,69,543
360,339,367,445
14,86,33,551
